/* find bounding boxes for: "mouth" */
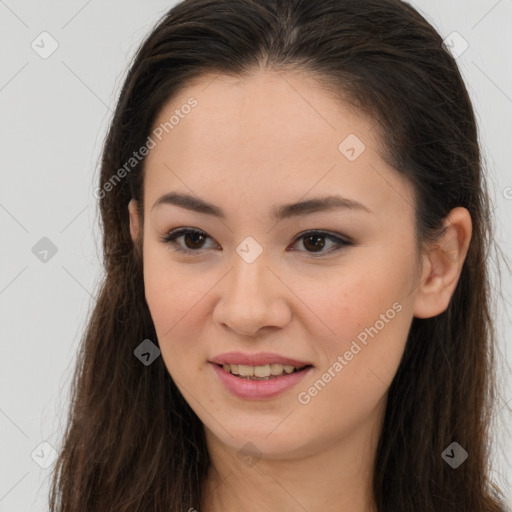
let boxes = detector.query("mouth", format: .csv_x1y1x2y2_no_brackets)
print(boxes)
215,363,312,381
210,360,314,400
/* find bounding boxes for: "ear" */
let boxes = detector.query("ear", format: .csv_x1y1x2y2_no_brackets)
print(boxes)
413,207,472,319
128,199,141,243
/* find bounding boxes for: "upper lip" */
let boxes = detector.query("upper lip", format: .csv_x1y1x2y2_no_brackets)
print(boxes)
210,352,312,367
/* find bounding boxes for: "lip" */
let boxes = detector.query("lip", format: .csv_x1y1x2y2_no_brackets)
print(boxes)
209,351,312,367
210,362,313,400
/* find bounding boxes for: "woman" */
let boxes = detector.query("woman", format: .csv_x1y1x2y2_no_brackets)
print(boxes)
49,0,509,510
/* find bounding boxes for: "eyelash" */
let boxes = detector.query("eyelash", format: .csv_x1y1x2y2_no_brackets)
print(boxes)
160,228,351,257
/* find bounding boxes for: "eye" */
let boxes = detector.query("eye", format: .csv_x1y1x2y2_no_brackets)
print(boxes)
288,230,351,256
160,228,351,256
160,228,217,254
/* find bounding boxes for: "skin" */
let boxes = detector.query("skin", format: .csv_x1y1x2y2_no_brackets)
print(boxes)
128,68,472,512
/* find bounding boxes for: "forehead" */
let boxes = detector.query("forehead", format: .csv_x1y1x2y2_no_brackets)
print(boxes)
142,69,415,221
149,68,374,159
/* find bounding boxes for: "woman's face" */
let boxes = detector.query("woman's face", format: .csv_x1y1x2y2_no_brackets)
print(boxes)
129,69,424,459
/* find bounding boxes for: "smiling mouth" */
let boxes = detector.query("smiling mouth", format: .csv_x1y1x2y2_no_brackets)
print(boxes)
216,363,312,380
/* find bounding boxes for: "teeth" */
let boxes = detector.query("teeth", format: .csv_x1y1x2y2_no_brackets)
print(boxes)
238,364,254,377
220,363,306,379
270,364,283,375
254,364,271,377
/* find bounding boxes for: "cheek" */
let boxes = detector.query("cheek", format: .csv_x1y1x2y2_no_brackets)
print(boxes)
293,281,411,445
142,246,202,359
309,255,414,387
141,244,228,390
143,238,197,320
312,256,412,336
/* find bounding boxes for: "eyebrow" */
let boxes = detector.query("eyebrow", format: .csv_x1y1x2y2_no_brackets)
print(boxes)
151,192,373,220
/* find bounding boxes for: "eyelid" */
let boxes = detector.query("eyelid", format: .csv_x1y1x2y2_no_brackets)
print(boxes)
160,227,352,256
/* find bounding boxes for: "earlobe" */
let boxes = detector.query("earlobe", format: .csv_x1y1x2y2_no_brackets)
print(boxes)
413,207,472,319
128,199,140,242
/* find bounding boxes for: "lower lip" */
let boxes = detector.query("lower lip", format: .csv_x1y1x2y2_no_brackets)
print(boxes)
210,363,313,400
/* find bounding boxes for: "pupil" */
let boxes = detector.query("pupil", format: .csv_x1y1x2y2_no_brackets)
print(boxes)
185,232,205,249
304,234,324,252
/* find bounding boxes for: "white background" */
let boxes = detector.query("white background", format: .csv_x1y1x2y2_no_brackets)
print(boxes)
0,0,511,509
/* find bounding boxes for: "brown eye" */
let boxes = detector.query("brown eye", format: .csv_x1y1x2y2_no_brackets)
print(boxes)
182,231,207,249
161,228,351,257
302,234,326,252
290,230,351,256
161,228,217,253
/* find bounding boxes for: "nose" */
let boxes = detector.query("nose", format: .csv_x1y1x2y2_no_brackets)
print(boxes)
212,254,292,337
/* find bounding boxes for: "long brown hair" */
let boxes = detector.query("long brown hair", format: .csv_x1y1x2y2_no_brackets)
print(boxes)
49,0,509,510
